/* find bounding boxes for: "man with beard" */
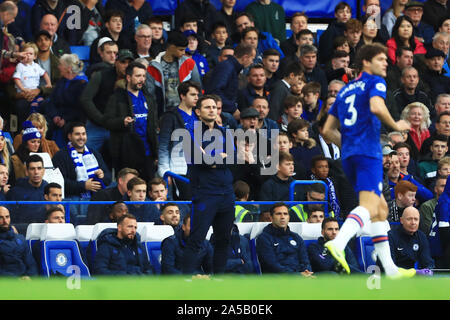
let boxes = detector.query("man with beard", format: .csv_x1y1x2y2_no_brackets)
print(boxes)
52,122,112,219
38,14,71,57
0,206,38,277
93,213,153,275
81,49,134,152
35,30,60,96
105,62,158,181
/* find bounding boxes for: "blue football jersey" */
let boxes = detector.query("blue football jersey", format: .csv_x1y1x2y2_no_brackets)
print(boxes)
328,72,387,160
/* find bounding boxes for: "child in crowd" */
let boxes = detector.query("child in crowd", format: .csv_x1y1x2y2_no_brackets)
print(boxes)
288,118,321,174
310,155,341,219
301,82,322,122
13,43,52,123
183,30,209,77
279,95,304,132
206,22,229,69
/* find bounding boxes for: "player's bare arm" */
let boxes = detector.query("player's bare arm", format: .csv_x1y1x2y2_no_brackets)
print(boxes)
322,114,342,148
370,96,411,132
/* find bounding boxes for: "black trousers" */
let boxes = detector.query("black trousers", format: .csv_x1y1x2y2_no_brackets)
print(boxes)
182,192,235,274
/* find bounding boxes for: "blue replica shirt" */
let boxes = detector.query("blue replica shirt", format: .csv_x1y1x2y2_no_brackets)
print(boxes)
177,107,198,138
328,72,387,160
128,91,150,156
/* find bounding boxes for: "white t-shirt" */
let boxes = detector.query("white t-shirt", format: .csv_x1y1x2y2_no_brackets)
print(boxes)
13,62,46,92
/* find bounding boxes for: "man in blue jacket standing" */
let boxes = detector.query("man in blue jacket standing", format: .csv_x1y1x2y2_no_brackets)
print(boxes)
204,44,256,119
93,213,153,275
308,217,361,274
0,206,38,278
256,202,314,276
182,95,236,275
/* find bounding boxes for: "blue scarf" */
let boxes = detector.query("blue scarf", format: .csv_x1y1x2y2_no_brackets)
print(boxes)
311,174,341,218
68,142,105,198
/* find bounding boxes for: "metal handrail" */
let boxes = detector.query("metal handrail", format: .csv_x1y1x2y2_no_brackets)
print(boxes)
162,171,190,186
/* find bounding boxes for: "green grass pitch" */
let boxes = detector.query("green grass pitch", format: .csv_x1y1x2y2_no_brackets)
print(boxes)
1,274,449,300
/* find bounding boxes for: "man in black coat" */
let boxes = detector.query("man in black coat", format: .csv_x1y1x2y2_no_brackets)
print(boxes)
81,49,134,152
86,168,139,225
104,62,158,181
0,206,38,278
420,48,450,104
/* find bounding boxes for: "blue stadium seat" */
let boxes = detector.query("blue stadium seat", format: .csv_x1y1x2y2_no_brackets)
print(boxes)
137,222,155,238
86,223,116,269
140,225,174,274
355,236,377,272
26,223,45,254
75,225,94,258
249,222,271,275
70,46,90,62
235,222,254,238
39,223,90,277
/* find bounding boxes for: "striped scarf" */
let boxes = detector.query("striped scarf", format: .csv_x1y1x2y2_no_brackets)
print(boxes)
68,142,105,197
311,174,341,218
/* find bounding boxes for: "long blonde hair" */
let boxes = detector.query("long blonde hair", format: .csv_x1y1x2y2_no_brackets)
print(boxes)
400,102,431,131
0,135,10,172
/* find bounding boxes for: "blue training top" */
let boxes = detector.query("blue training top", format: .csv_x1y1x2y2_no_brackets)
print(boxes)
128,91,150,156
329,71,387,161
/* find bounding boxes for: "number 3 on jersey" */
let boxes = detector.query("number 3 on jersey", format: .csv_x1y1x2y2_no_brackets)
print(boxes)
344,94,357,126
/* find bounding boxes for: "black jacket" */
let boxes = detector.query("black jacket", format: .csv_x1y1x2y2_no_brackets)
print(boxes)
174,0,218,40
89,28,135,65
80,66,118,127
161,228,213,274
318,20,346,64
104,88,159,160
0,227,38,276
86,186,123,225
308,237,360,273
93,228,153,275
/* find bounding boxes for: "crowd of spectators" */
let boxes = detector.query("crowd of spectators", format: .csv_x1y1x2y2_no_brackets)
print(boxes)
0,0,449,276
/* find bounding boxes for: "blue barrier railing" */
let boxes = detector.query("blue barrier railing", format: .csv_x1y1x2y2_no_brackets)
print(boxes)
163,171,190,187
289,180,329,214
0,198,333,225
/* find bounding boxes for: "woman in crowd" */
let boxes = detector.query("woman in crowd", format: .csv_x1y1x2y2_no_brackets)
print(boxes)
386,15,426,64
11,121,43,180
13,113,59,158
42,54,88,147
401,102,431,160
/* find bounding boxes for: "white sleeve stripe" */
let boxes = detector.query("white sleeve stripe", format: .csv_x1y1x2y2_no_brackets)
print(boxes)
438,222,450,228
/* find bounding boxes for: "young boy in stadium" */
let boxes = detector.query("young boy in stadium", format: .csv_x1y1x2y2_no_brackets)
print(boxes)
301,82,322,122
323,43,415,278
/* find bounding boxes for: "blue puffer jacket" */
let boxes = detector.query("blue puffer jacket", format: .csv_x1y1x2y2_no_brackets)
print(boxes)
161,228,213,275
388,225,435,269
256,224,311,273
0,227,38,276
211,224,252,274
307,237,361,273
93,228,153,275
